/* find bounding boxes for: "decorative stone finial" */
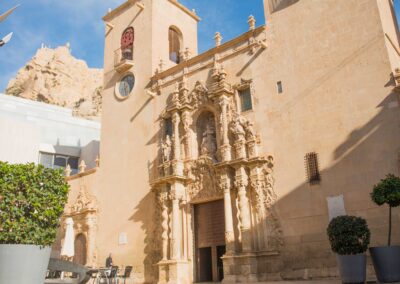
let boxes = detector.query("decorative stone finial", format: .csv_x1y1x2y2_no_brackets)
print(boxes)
184,47,191,60
95,155,100,168
214,32,222,47
248,15,256,30
65,165,72,177
79,160,87,173
158,59,164,73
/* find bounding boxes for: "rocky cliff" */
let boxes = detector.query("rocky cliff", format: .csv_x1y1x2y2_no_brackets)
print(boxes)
6,45,103,120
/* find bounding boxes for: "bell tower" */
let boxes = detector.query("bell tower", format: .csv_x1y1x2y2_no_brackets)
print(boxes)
102,0,199,87
96,0,199,279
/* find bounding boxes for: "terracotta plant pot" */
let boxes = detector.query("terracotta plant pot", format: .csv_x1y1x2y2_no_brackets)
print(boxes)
0,244,51,284
336,254,366,284
370,246,400,283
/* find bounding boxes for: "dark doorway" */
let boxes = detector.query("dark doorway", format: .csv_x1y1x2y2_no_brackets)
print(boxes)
194,200,226,282
216,245,226,281
198,247,213,282
73,234,87,265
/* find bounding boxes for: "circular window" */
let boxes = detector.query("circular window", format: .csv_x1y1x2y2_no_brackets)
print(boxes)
117,74,135,98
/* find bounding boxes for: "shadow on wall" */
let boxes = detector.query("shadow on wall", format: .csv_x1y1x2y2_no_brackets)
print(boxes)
127,87,400,282
126,43,400,281
268,87,400,279
130,192,160,283
268,0,300,14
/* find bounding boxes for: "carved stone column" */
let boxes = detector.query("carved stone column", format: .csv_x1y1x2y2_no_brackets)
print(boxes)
159,187,170,260
85,213,97,267
234,165,252,252
170,182,184,260
181,110,193,160
172,112,183,175
246,139,259,159
219,96,232,162
220,172,235,254
234,140,246,160
249,165,269,250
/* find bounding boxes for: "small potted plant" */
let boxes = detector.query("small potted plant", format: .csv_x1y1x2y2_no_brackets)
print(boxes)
0,162,69,284
327,215,370,284
370,174,400,283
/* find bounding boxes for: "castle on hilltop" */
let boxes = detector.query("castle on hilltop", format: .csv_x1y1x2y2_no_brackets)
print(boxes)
57,0,400,283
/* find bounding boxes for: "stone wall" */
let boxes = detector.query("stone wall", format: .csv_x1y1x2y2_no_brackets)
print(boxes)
65,0,400,282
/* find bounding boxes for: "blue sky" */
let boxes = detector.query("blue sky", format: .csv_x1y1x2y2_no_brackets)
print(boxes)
0,1,399,92
0,0,265,92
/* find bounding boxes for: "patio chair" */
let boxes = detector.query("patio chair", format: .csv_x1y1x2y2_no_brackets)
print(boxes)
98,266,118,284
118,266,132,284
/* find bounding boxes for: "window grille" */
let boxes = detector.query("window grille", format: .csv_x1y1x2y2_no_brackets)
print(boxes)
239,88,253,112
277,81,283,94
305,152,320,185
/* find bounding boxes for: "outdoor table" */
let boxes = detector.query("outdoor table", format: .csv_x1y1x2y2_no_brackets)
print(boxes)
91,267,111,284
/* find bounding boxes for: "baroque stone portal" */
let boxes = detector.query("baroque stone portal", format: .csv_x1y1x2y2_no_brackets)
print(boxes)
151,64,282,283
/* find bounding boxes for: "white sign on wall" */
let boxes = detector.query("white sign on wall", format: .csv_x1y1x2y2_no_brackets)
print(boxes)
119,232,128,245
326,195,346,221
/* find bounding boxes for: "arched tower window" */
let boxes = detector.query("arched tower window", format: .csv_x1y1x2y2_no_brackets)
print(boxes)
121,27,134,60
169,27,182,64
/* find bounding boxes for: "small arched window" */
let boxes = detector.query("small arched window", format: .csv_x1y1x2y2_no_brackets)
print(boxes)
169,27,182,64
121,27,134,60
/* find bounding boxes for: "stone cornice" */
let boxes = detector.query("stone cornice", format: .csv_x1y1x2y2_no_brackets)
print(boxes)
103,0,200,22
150,175,188,187
63,208,97,218
168,0,201,22
151,26,266,87
102,1,132,22
66,168,97,181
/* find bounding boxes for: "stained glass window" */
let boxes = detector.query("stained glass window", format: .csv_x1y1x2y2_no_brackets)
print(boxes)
121,27,134,60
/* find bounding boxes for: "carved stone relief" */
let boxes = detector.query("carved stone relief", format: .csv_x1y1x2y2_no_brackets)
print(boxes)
152,65,283,283
185,158,222,203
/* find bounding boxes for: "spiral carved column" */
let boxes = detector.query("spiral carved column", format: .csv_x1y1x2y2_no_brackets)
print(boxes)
234,165,252,252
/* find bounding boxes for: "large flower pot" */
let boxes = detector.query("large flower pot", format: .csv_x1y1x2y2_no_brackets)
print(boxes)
336,254,366,284
0,244,51,284
370,246,400,283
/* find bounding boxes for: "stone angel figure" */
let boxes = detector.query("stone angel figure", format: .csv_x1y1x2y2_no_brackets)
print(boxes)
244,120,256,141
229,118,246,141
161,135,172,162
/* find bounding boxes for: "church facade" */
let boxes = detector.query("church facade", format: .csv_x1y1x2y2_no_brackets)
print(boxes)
59,0,400,283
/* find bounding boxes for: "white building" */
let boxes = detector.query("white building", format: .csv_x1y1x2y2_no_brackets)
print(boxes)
0,94,100,174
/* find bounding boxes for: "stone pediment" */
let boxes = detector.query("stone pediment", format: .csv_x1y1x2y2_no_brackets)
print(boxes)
67,185,98,215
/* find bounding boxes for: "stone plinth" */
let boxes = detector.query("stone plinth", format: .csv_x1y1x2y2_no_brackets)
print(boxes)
157,260,190,284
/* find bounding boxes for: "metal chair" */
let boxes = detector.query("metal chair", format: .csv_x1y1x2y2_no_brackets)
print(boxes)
109,266,119,284
98,266,118,284
118,266,132,284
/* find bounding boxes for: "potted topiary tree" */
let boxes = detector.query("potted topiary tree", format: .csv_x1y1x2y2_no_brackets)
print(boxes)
0,162,69,284
327,215,370,284
370,174,400,283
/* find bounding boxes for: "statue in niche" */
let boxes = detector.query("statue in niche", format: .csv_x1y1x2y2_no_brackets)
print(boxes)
244,120,256,141
161,135,172,162
229,117,246,141
200,123,217,159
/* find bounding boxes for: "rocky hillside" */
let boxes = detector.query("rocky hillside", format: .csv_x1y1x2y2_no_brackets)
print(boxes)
6,45,103,120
